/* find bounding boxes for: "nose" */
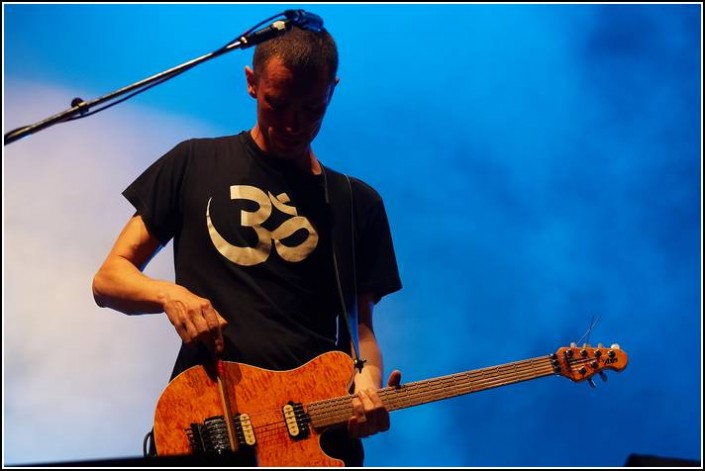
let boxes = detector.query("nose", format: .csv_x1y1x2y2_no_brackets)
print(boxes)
283,109,303,135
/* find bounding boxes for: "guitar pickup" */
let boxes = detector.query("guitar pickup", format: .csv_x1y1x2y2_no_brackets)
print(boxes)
282,402,310,440
233,413,256,447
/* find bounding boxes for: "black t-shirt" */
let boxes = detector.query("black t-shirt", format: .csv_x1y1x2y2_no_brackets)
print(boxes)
123,131,402,378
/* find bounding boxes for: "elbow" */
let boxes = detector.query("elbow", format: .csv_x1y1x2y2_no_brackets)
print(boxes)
92,272,107,308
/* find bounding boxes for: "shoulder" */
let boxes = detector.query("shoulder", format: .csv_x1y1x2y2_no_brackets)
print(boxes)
323,165,384,204
339,171,388,221
173,134,242,153
349,175,384,206
159,134,245,167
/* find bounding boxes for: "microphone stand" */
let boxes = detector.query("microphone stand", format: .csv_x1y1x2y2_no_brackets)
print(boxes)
4,14,294,146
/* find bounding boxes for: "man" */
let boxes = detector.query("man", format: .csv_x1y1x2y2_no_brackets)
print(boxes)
92,25,402,466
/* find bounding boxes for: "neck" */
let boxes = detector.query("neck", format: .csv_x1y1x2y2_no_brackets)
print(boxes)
250,126,321,175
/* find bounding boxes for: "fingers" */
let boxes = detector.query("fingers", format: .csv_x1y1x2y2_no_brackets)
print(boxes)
348,394,367,439
202,304,227,354
352,394,366,423
348,371,403,439
165,299,199,346
164,293,227,354
348,389,390,439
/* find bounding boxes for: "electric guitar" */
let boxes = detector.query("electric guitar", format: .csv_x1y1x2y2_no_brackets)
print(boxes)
153,343,628,466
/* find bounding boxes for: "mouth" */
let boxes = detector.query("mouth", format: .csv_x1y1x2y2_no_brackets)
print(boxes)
274,133,306,151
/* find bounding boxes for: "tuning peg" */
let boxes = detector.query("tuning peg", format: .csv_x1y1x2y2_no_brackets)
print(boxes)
587,378,597,388
597,342,604,348
599,372,608,382
570,342,577,347
611,343,621,350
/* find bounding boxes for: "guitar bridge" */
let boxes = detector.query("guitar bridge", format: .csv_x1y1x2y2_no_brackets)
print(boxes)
186,414,257,454
187,416,231,454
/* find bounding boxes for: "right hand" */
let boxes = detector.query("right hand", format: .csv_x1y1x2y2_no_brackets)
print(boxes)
161,285,228,354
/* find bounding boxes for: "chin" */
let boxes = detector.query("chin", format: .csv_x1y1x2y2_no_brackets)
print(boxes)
275,144,307,159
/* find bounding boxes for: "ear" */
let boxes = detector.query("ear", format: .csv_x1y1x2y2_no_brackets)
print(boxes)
327,76,340,101
245,66,257,98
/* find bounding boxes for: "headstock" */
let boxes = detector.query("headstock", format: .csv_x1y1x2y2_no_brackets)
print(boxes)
552,343,628,384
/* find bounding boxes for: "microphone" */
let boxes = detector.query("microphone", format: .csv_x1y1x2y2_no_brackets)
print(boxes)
239,10,324,49
284,9,324,32
239,20,288,49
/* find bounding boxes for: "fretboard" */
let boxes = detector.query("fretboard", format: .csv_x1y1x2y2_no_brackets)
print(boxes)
307,355,556,429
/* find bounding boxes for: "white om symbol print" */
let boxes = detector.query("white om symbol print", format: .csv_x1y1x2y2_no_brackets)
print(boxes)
207,185,319,266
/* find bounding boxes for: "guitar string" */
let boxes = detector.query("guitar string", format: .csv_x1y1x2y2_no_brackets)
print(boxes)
307,355,602,428
186,356,595,447
220,356,552,427
308,361,560,428
206,361,595,451
220,357,582,443
308,356,556,418
227,357,569,436
241,364,560,445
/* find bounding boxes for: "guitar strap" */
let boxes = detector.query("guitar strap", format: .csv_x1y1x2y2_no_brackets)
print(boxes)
321,165,365,372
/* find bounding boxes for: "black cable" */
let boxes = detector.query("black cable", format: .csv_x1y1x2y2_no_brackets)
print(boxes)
65,12,288,123
217,11,285,52
66,64,198,121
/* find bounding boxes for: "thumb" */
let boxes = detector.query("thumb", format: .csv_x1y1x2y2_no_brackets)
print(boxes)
215,312,228,354
387,369,402,387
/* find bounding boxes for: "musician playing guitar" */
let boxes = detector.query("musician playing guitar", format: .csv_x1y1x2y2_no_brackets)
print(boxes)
92,22,403,467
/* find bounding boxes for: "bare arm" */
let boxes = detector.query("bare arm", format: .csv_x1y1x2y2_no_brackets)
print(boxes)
348,293,401,438
92,214,227,352
353,294,385,391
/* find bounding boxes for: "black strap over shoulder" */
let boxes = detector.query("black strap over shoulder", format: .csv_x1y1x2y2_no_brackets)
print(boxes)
321,165,363,370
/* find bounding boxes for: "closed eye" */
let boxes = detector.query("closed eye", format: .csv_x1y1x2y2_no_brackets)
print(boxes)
265,96,288,110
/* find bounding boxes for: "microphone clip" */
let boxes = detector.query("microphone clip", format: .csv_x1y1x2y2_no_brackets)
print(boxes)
284,9,324,33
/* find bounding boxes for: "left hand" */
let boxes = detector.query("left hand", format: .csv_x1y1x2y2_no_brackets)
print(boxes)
347,370,402,438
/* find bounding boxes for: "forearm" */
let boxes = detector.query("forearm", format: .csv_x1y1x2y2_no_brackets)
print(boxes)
346,296,396,439
353,294,384,391
92,254,177,315
354,331,384,391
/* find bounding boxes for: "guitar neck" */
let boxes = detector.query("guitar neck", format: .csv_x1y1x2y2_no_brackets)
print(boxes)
307,355,556,429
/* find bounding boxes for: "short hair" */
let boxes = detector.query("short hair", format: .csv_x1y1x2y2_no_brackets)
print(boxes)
252,26,338,83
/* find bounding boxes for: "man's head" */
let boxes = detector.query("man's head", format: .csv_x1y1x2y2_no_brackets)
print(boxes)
246,26,339,161
253,25,338,84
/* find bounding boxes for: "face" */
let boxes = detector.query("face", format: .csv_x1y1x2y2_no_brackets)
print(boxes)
246,56,337,160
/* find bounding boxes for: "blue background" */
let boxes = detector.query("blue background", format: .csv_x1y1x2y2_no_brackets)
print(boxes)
3,3,701,467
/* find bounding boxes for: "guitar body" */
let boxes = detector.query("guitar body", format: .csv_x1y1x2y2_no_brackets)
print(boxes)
153,350,355,467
